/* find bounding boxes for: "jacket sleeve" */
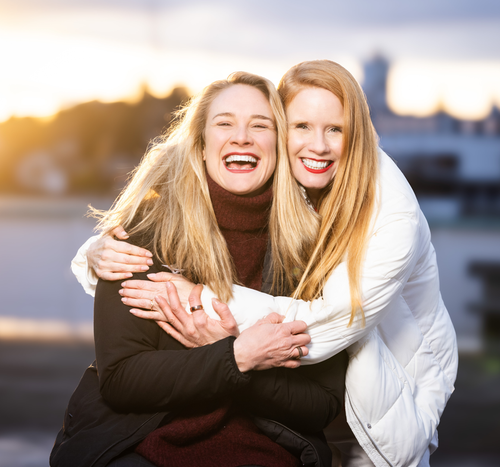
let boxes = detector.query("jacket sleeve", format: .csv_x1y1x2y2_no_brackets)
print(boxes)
94,268,251,413
71,235,99,297
199,195,424,364
237,350,348,433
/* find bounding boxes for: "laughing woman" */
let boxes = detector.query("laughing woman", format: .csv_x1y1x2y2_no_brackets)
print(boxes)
72,61,458,467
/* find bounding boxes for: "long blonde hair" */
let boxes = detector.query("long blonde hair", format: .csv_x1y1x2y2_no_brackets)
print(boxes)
92,72,288,302
275,60,379,325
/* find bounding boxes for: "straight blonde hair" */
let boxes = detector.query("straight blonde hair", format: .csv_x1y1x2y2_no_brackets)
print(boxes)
92,72,289,303
274,60,379,325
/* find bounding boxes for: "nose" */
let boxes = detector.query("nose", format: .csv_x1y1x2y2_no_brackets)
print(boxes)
308,130,329,155
230,124,252,146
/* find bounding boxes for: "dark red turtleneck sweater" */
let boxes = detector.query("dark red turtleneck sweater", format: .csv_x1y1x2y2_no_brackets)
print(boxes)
207,174,272,291
135,176,300,467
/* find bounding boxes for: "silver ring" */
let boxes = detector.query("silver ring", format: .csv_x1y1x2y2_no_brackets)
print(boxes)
296,346,303,359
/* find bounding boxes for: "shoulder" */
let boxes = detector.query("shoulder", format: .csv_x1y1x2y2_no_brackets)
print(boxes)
374,149,422,227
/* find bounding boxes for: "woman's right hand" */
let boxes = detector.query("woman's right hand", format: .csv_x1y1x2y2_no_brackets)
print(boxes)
233,315,310,371
88,226,154,280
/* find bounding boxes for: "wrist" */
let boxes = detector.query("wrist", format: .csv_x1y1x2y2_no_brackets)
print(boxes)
233,337,253,373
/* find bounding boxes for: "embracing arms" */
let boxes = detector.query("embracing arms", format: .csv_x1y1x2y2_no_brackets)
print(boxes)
94,262,345,431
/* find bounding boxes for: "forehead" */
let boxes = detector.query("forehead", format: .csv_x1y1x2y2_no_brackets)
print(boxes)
207,84,273,119
287,87,343,120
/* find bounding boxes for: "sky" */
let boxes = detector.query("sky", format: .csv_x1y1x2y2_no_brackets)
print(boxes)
0,0,500,121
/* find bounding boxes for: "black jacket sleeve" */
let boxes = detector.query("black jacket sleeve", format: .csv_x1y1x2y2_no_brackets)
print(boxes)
94,268,251,413
237,351,348,433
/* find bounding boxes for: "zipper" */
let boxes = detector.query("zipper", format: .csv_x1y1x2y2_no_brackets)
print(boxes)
346,393,393,466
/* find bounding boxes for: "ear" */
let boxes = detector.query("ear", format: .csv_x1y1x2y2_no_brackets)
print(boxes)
202,148,206,161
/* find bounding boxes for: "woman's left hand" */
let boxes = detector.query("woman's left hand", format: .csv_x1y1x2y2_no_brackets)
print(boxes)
120,272,195,311
153,283,239,348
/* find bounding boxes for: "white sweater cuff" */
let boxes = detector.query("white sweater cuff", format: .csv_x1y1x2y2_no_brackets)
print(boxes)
71,235,100,297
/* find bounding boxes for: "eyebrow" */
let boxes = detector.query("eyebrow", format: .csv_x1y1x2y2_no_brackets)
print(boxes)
212,112,274,122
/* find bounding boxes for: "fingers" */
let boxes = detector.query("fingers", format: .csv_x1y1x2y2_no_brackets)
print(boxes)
155,295,181,327
147,272,180,282
212,299,239,336
121,280,165,294
294,345,309,359
99,271,133,281
164,282,192,327
188,284,204,309
211,298,233,322
129,308,164,321
283,319,309,336
122,296,157,310
156,321,195,349
95,259,149,279
111,226,129,240
261,312,285,324
102,242,153,265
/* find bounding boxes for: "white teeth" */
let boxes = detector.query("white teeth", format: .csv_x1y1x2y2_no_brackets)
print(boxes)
225,155,258,164
301,158,330,170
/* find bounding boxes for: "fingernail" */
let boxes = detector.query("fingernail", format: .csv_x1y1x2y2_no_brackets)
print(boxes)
212,298,220,305
141,265,149,271
147,273,156,278
123,234,129,239
147,259,154,266
166,281,172,289
118,289,124,295
146,252,153,257
121,282,127,287
121,297,127,303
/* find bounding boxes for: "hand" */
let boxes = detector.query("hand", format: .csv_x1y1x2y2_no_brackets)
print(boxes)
151,283,239,348
233,315,310,372
120,272,196,311
89,226,153,280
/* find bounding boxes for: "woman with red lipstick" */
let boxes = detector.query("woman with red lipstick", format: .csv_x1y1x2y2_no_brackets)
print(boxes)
74,60,458,467
52,71,347,467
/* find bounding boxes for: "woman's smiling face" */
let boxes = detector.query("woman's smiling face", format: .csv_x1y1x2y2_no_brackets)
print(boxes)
286,86,344,205
203,84,277,196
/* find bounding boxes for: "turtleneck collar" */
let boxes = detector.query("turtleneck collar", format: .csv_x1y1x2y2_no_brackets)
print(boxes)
207,174,273,232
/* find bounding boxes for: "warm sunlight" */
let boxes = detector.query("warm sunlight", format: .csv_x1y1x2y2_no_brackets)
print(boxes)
388,60,500,120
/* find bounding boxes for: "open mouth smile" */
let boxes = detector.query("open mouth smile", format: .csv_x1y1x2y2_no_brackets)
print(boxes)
223,153,260,172
301,158,333,174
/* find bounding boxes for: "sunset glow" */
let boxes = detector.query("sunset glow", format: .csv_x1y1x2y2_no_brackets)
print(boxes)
387,61,500,120
0,3,499,122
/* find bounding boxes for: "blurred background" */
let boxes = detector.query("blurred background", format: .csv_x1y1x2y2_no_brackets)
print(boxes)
0,0,499,466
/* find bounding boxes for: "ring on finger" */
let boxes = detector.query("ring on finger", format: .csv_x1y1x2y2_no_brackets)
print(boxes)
150,299,155,311
190,305,204,312
295,346,303,359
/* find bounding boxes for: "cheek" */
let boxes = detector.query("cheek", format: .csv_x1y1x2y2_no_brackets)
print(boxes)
287,134,303,160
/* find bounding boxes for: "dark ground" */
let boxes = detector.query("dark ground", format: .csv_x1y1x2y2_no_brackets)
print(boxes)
0,340,499,467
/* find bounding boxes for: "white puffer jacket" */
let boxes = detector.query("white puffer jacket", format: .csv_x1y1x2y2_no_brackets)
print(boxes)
197,151,458,466
72,151,458,467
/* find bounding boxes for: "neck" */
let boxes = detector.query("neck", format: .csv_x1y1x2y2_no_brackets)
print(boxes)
206,173,272,290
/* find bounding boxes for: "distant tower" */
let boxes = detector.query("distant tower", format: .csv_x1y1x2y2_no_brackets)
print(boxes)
363,53,390,117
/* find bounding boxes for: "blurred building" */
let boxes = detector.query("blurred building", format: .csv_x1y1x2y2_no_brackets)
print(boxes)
363,55,500,352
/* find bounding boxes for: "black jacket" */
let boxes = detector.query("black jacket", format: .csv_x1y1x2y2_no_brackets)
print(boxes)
50,262,347,467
